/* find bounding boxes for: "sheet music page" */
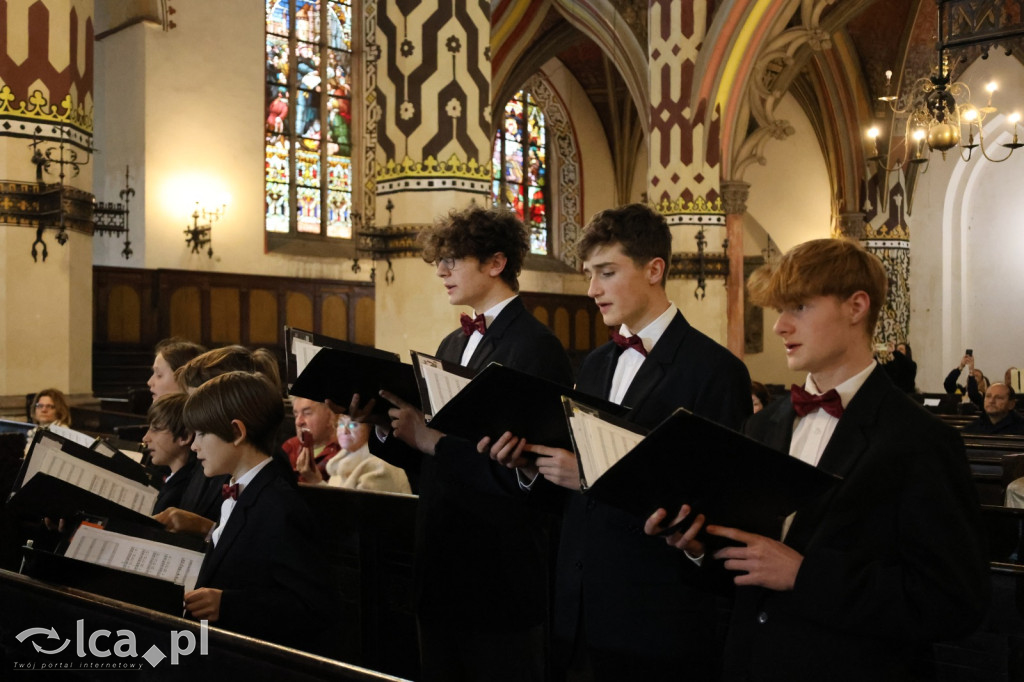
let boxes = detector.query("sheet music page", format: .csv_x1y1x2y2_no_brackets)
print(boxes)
48,425,97,450
292,338,323,377
23,438,160,514
65,524,204,591
417,356,472,416
569,409,644,486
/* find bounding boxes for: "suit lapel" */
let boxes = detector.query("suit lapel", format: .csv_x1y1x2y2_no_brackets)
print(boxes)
785,367,888,547
466,297,524,370
620,312,687,412
196,463,275,586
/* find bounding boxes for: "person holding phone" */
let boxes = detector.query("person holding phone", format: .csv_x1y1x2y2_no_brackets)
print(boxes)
943,349,986,409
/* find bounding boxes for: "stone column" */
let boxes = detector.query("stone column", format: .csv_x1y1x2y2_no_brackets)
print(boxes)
0,0,95,400
371,0,492,358
721,180,749,358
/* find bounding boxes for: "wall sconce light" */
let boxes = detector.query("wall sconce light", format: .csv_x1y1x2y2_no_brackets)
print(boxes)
183,202,225,258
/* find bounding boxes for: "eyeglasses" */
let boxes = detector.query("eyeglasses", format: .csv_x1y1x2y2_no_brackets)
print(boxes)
34,403,55,410
338,421,361,431
433,257,457,271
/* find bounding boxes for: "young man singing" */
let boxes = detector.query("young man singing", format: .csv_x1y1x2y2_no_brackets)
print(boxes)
487,203,751,680
369,206,573,682
649,238,989,680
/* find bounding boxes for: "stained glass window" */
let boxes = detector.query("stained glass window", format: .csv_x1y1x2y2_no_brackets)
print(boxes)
492,90,548,255
266,0,353,241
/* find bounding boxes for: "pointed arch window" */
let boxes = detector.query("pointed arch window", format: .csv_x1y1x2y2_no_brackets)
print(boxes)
265,0,354,249
492,90,548,255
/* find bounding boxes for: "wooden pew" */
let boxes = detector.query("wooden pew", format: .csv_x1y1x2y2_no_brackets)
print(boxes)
964,436,1024,506
4,484,419,680
69,406,147,438
0,569,408,681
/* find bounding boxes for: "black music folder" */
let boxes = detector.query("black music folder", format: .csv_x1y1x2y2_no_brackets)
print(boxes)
8,430,162,522
563,399,839,537
425,363,628,451
289,345,421,417
285,326,401,388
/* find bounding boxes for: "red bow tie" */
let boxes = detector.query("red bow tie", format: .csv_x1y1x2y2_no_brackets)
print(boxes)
790,384,844,419
460,313,487,336
611,330,647,357
221,483,241,501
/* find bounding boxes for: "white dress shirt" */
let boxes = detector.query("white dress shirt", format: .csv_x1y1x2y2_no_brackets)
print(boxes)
210,457,273,548
781,360,876,539
460,295,517,366
607,302,676,405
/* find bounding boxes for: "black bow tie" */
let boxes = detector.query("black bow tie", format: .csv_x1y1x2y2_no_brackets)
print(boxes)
790,384,844,419
461,313,487,336
611,330,647,357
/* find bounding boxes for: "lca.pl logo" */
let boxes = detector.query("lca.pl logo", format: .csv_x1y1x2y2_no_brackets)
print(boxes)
14,619,209,669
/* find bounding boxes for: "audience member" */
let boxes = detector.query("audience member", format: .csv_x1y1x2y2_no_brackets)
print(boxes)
283,397,340,480
881,340,917,393
646,237,988,679
182,371,340,655
964,383,1024,435
944,353,986,409
148,338,206,398
751,381,771,414
143,393,197,514
29,388,70,429
298,415,411,493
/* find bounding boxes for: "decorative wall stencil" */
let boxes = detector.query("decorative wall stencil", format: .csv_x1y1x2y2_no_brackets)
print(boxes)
648,0,721,224
376,0,491,194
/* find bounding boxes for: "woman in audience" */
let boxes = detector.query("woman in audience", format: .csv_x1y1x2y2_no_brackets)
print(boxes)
148,338,206,399
24,387,72,453
29,388,71,430
297,415,411,493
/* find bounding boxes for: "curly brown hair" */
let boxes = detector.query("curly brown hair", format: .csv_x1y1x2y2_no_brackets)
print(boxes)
576,204,671,288
418,206,529,291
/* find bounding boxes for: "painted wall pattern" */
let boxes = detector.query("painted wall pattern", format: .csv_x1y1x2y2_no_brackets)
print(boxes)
863,169,910,348
648,0,721,227
375,0,491,197
0,0,94,144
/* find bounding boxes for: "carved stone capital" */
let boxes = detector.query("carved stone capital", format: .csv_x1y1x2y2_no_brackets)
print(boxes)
720,181,750,215
837,212,867,240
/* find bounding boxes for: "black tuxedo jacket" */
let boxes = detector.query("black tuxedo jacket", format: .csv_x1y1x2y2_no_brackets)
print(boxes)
553,310,751,675
152,457,197,515
371,296,574,631
725,367,989,681
179,466,228,523
194,460,340,656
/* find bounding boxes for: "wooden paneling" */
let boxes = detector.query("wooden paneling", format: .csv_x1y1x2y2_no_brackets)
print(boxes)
249,289,279,344
354,296,375,346
286,292,314,331
322,295,349,340
106,285,140,343
169,287,201,341
552,307,570,348
210,287,241,344
574,309,592,351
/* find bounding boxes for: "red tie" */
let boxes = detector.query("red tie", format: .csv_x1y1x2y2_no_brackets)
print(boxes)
611,330,647,357
790,384,844,419
221,483,241,500
460,313,487,336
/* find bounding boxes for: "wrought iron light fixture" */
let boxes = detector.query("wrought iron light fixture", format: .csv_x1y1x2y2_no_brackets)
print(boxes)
183,202,225,258
93,165,135,260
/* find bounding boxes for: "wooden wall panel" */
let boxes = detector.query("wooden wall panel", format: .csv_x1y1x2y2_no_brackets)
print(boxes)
354,297,375,346
210,288,241,344
249,290,279,344
286,292,314,331
106,285,141,343
169,287,201,342
552,307,570,348
322,295,349,340
574,309,592,351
